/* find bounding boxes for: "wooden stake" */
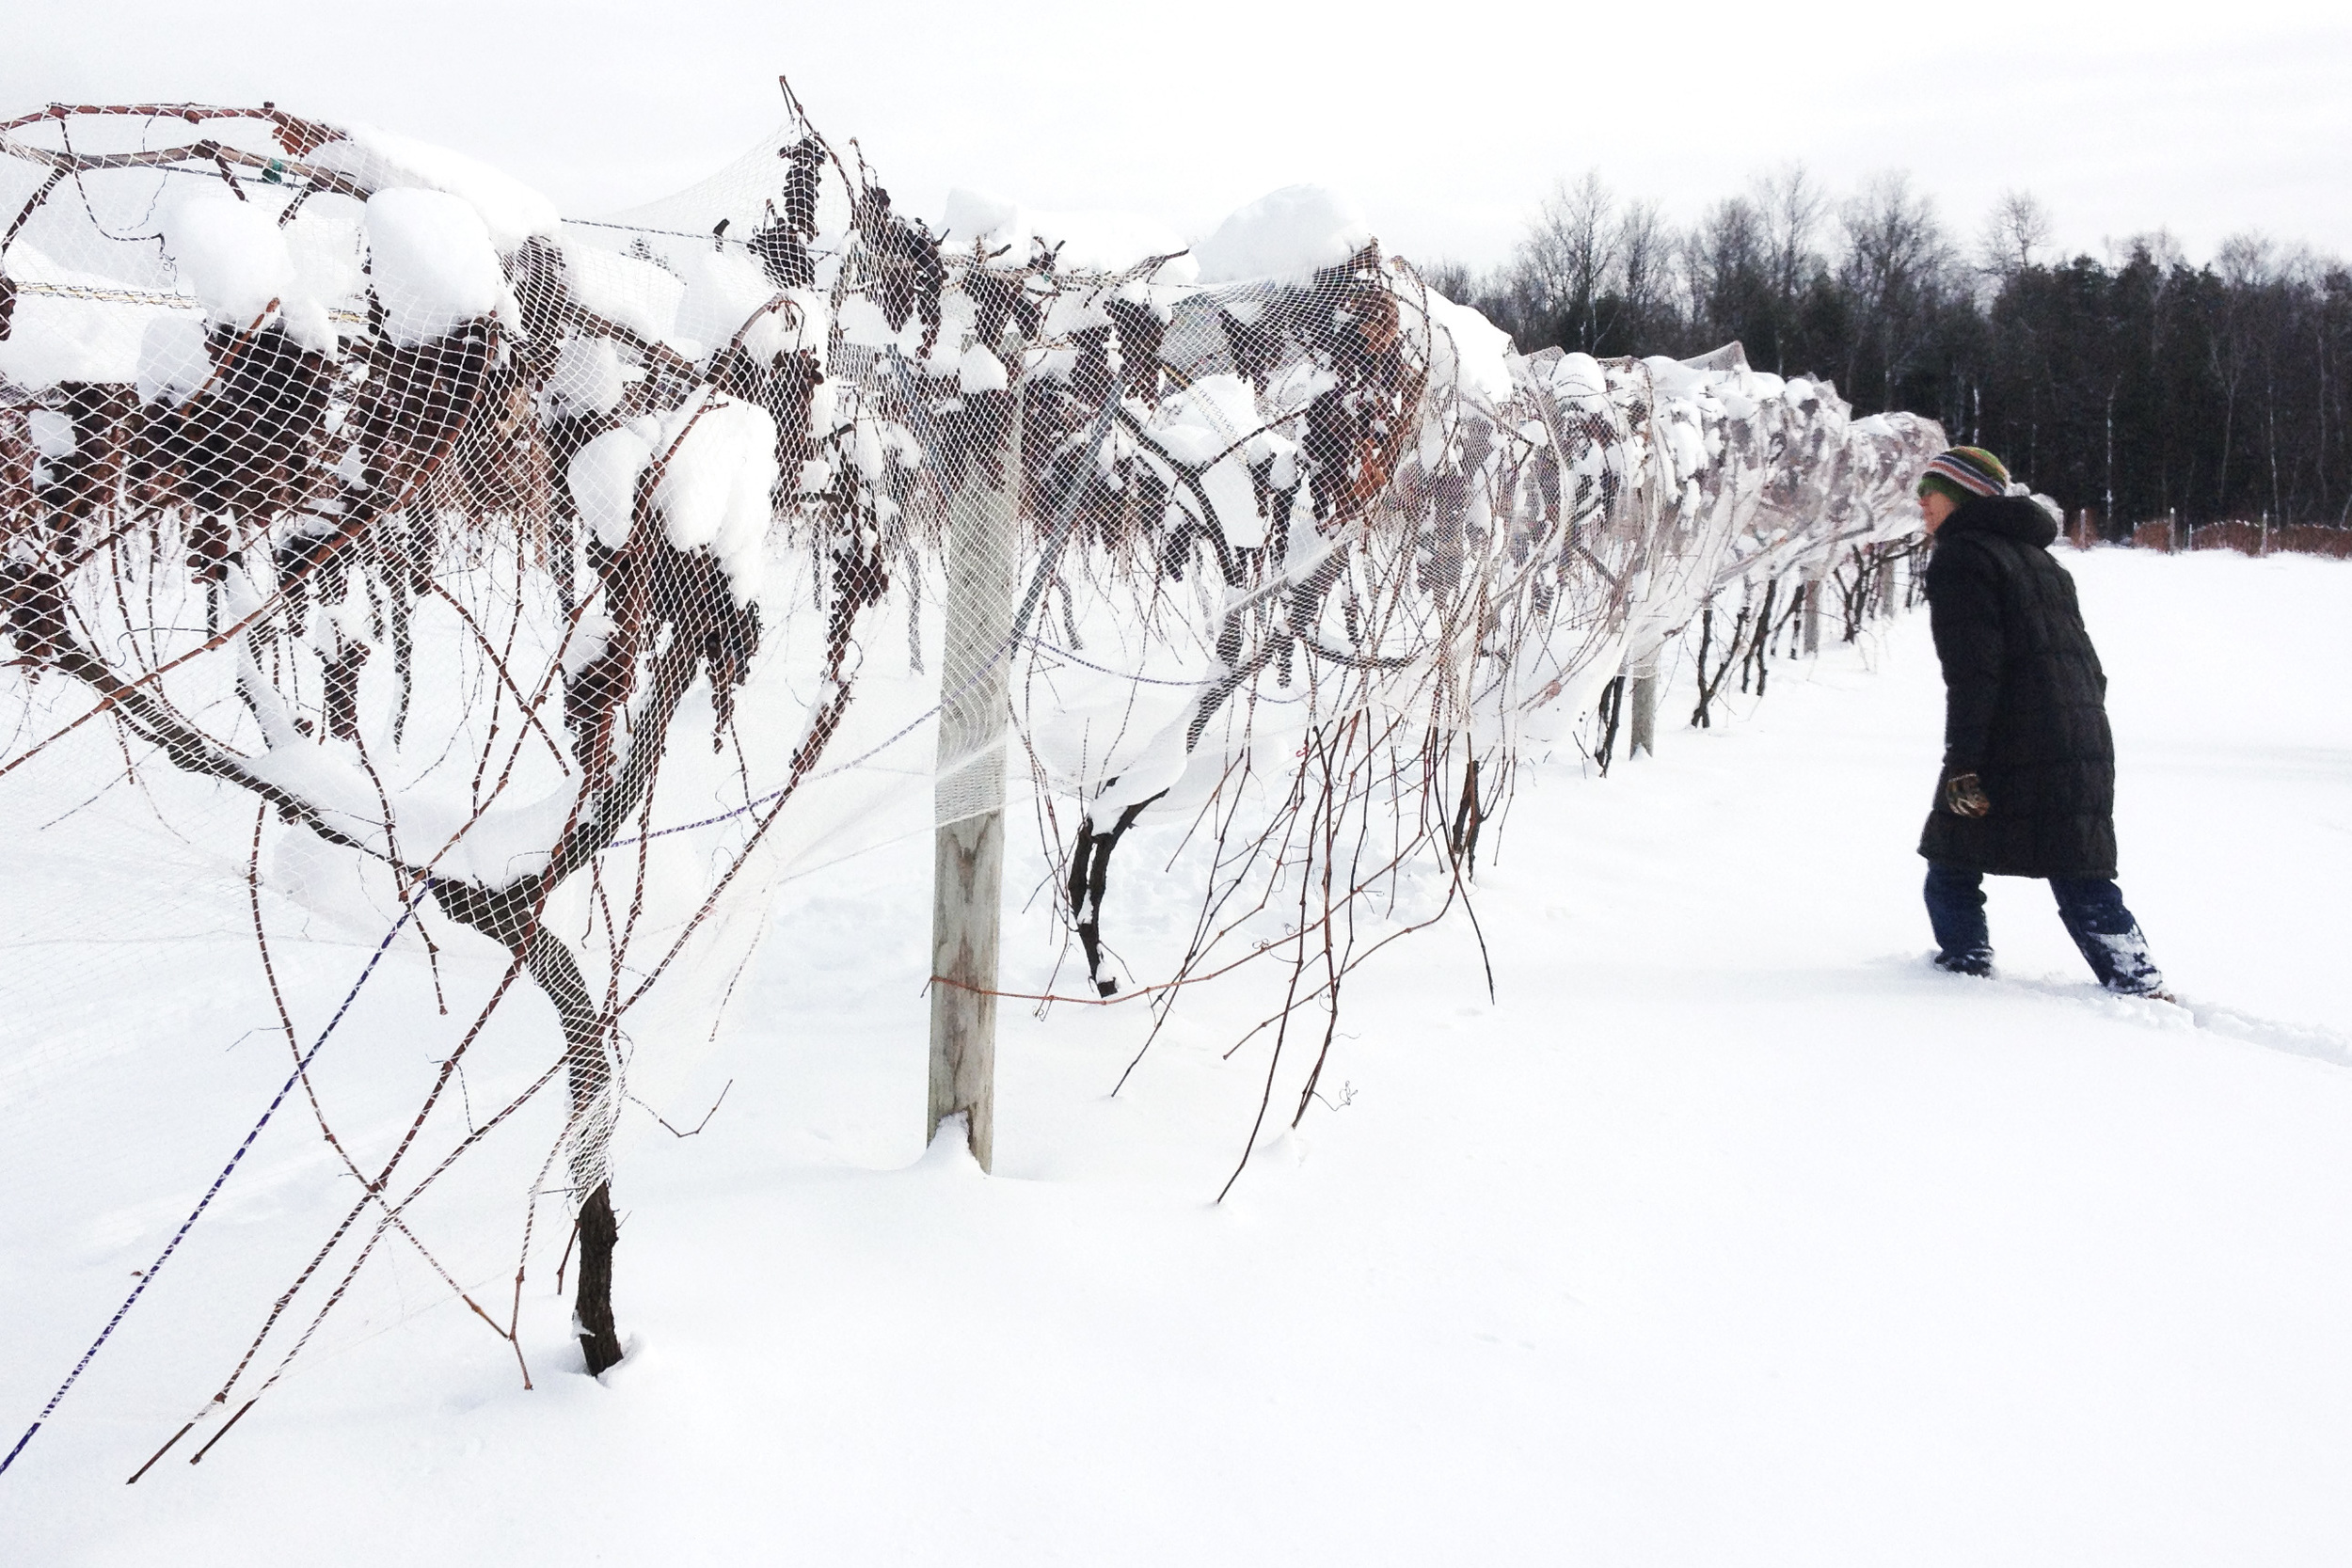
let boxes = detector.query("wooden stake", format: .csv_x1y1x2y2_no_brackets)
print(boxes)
930,811,1003,1171
928,336,1021,1173
1627,654,1659,758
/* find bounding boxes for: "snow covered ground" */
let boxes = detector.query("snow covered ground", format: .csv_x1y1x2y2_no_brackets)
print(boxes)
5,546,2349,1565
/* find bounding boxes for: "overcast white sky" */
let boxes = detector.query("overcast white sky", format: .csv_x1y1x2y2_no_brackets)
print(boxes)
9,0,2350,274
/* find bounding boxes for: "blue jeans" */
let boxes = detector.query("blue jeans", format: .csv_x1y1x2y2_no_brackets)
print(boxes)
1923,862,2166,994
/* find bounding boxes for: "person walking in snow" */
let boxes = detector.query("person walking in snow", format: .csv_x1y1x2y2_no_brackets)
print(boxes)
1914,447,2169,997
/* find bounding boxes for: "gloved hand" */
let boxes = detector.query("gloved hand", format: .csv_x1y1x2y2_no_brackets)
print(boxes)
1944,772,1991,818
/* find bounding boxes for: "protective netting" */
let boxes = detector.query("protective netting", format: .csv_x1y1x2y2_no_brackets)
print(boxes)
0,91,1943,1468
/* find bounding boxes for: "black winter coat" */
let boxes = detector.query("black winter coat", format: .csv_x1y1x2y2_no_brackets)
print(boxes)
1916,494,2120,879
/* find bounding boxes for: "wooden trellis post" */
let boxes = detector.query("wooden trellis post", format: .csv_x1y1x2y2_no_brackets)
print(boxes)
928,339,1023,1172
1627,652,1660,758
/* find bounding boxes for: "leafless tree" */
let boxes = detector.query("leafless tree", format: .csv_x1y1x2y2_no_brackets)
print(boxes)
1517,170,1616,350
1979,189,2056,282
1756,165,1828,307
1614,198,1674,342
1685,196,1765,344
1838,172,1959,408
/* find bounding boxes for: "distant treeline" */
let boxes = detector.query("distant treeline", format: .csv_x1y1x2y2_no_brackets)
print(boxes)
1438,172,2352,533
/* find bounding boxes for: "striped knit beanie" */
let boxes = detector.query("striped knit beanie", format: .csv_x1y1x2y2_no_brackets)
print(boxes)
1917,447,2010,505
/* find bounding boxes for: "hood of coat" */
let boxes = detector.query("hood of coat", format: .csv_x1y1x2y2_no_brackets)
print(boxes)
1938,492,2058,549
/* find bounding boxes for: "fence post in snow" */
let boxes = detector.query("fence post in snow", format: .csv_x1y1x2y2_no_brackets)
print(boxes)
1800,569,1823,656
928,337,1023,1173
1627,652,1660,758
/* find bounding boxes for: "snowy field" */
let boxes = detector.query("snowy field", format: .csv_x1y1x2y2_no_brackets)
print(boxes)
5,546,2349,1565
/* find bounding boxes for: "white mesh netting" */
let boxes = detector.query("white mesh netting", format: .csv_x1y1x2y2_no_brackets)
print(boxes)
0,91,1943,1473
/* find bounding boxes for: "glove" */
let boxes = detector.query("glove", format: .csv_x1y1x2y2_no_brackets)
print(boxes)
1944,773,1991,818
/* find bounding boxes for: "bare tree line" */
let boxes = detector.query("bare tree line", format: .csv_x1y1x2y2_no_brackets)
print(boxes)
1438,168,2352,531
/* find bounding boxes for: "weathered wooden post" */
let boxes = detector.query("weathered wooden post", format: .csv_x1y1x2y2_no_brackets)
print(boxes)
1800,570,1823,656
928,337,1022,1172
1626,652,1660,758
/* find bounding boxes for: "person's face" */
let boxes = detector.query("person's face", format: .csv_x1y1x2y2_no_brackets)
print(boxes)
1918,488,1958,535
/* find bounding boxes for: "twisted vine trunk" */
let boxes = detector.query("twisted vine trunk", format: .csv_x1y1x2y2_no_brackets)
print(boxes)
571,1184,622,1374
522,930,624,1374
433,886,625,1374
